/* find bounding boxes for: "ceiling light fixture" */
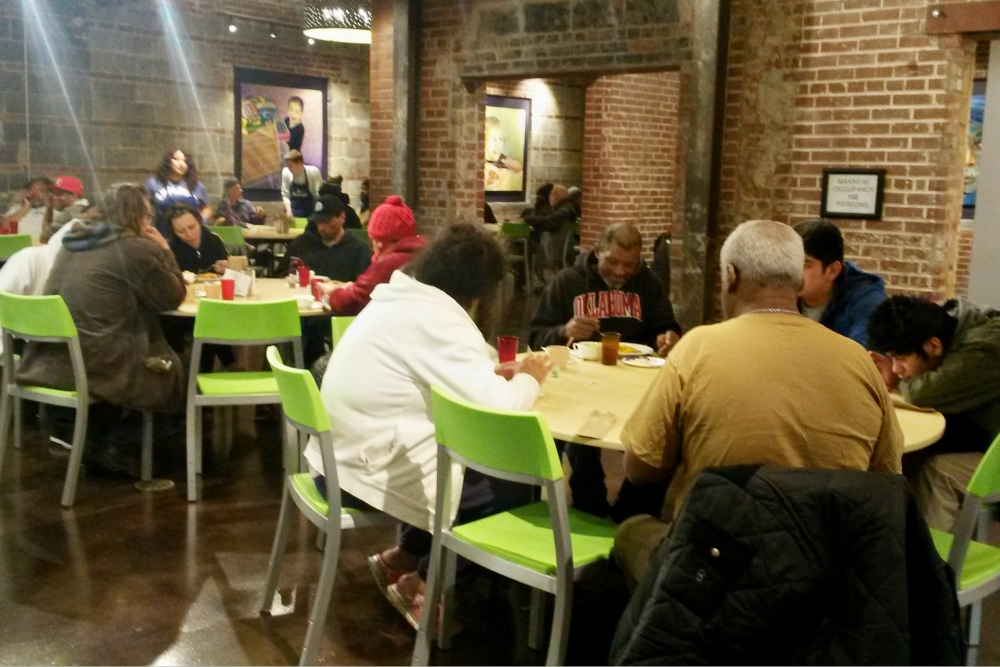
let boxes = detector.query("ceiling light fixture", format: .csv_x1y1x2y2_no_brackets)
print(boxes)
269,24,277,38
227,17,237,33
302,1,372,44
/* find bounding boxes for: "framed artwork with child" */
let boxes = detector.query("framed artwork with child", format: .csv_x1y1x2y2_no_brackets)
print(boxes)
234,67,328,200
484,95,531,202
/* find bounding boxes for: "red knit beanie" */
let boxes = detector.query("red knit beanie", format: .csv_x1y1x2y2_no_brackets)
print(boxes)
367,195,416,242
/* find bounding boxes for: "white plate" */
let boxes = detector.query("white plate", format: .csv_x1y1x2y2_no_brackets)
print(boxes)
623,356,665,369
618,343,654,356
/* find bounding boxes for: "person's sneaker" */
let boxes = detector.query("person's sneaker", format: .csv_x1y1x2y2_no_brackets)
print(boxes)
367,552,406,602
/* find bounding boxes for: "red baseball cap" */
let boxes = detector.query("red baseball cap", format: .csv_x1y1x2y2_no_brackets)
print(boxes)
53,175,84,197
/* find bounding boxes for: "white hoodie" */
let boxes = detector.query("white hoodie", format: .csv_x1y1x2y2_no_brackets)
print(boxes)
307,271,540,531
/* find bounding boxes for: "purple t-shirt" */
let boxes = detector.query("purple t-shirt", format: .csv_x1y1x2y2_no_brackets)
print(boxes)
145,177,209,232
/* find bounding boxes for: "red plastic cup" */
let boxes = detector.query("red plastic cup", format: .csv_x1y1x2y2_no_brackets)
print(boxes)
221,278,235,301
311,278,325,301
297,264,310,288
497,335,518,364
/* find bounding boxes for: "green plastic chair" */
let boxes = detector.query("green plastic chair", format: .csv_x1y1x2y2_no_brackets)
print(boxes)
350,228,372,249
412,387,618,666
929,434,1000,664
186,299,303,501
331,316,355,349
292,217,309,229
0,234,32,261
211,225,245,253
0,293,153,506
259,346,393,666
500,222,533,292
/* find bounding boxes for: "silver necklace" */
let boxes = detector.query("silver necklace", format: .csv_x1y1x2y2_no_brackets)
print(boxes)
747,308,799,315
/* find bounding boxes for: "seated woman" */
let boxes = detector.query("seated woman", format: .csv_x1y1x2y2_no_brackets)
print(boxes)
16,184,187,471
163,202,237,372
165,203,229,275
310,224,552,628
318,195,425,315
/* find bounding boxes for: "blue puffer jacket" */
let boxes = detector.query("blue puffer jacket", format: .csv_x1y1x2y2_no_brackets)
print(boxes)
814,261,886,348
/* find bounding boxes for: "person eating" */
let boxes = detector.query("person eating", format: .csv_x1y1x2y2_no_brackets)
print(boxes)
165,203,229,275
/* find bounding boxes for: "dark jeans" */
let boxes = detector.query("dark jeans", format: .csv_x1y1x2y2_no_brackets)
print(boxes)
562,441,669,524
314,468,533,580
301,317,332,371
161,317,236,372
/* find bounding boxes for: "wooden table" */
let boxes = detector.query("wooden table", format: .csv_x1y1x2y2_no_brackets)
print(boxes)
529,357,945,454
242,225,305,242
165,277,329,317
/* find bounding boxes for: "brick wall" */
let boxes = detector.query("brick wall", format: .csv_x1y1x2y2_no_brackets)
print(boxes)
485,78,586,223
581,71,680,259
415,0,690,234
718,0,975,307
369,0,394,208
0,0,369,204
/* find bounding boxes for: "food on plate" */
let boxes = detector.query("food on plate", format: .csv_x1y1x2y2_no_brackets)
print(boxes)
619,343,641,355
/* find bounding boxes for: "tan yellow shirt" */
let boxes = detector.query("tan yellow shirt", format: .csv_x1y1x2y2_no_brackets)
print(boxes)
623,313,903,521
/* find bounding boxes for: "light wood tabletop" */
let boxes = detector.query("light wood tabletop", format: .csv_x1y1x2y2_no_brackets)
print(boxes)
242,225,305,241
165,277,329,317
529,357,946,454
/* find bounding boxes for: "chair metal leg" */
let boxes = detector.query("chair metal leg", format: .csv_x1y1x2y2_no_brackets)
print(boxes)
412,543,446,666
967,600,983,666
299,523,342,666
528,587,547,651
0,387,13,482
545,572,573,666
437,547,458,649
13,397,22,450
141,411,154,482
195,406,203,475
260,483,296,612
60,402,88,507
315,529,326,551
186,403,198,502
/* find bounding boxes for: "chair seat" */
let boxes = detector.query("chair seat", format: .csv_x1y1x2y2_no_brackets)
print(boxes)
19,385,77,400
451,501,617,575
931,528,1000,591
197,371,277,396
291,472,365,518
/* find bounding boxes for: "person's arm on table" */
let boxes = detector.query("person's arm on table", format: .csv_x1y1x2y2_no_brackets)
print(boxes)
621,360,683,486
643,275,682,352
528,272,590,348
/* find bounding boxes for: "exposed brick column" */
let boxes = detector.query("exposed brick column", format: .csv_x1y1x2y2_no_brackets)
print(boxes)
368,0,395,208
581,72,681,263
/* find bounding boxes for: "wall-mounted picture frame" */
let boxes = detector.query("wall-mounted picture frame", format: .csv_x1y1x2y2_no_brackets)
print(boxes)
234,67,328,201
820,168,886,220
963,78,986,220
484,95,531,202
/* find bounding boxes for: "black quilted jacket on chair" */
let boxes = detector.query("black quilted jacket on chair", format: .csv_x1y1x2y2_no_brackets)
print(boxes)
611,466,963,666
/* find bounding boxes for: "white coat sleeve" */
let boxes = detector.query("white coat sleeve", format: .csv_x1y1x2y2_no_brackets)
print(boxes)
280,168,292,206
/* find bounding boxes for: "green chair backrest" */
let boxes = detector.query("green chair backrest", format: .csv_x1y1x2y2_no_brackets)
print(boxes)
331,316,355,349
968,432,1000,498
267,345,330,433
500,222,530,240
0,235,33,260
211,225,244,247
292,217,309,229
350,228,372,248
0,292,78,339
430,386,563,481
193,299,302,341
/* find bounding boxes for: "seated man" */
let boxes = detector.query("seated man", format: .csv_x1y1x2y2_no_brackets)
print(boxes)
616,219,902,587
868,295,1000,530
215,177,265,227
794,219,886,347
41,175,90,240
529,222,682,522
288,195,372,366
2,176,51,242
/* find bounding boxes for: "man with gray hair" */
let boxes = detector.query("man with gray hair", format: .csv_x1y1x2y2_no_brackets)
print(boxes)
613,219,903,586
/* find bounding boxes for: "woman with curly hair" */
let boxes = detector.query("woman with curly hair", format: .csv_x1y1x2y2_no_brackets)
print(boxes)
145,147,210,233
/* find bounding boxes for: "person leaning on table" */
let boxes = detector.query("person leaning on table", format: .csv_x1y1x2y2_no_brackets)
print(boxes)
615,219,903,588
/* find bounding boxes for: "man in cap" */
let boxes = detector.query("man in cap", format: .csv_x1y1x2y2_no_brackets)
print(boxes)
287,194,372,366
41,175,90,240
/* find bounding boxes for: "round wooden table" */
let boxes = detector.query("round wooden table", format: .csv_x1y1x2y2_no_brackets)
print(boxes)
165,277,329,317
527,356,946,453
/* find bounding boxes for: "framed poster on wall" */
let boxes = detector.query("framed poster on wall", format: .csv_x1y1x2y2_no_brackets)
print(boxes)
234,67,328,201
963,78,986,220
484,95,531,202
820,168,886,220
